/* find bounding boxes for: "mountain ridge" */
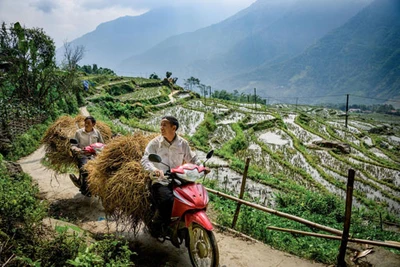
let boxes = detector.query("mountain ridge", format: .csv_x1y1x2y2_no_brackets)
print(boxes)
225,0,400,105
58,5,239,69
117,0,371,90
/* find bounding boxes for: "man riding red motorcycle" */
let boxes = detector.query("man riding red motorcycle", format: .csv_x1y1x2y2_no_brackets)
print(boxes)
141,116,219,267
141,116,206,227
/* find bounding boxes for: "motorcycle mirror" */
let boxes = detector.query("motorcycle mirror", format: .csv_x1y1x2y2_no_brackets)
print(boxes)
206,150,214,159
149,154,162,163
70,138,79,145
149,154,171,169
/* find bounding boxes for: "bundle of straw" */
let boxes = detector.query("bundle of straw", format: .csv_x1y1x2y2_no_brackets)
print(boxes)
41,115,112,173
86,133,156,179
42,116,80,173
85,132,158,231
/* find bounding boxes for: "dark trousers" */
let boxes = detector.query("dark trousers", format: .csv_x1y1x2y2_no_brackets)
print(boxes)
151,183,174,224
77,155,89,194
77,155,88,170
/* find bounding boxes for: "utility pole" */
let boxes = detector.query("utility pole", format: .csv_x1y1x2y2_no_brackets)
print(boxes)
345,94,349,128
254,88,257,110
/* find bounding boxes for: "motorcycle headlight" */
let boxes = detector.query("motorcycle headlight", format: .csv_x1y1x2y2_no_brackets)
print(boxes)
176,169,203,182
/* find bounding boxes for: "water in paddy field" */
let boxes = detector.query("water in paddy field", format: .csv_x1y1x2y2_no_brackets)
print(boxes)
258,131,291,146
141,106,204,136
210,125,236,149
196,151,277,207
217,112,246,125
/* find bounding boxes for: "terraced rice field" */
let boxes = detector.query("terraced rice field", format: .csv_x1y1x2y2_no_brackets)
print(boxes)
114,96,399,216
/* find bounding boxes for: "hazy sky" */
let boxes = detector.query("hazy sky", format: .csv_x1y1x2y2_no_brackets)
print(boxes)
0,0,257,48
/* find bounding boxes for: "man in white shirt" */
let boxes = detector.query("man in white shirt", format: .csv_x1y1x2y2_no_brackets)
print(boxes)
70,116,104,196
141,116,207,231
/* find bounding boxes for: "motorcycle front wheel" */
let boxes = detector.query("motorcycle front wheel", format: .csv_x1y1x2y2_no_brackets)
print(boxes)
188,223,219,267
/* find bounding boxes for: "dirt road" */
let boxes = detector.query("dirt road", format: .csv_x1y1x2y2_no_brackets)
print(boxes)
18,145,328,267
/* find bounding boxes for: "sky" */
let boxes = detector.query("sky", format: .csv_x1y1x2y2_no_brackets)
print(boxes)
0,0,257,48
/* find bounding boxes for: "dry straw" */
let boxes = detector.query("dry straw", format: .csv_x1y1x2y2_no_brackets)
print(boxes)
43,115,160,233
86,132,158,232
41,115,112,173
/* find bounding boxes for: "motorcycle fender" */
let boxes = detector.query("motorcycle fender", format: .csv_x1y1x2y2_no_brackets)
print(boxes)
185,210,213,231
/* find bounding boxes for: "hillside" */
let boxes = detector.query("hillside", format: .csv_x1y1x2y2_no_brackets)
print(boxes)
117,0,371,88
227,0,400,105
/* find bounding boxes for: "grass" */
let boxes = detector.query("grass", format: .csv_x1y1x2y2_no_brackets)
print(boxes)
116,86,163,101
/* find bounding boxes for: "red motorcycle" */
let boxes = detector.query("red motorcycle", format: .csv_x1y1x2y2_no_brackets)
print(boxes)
146,151,219,267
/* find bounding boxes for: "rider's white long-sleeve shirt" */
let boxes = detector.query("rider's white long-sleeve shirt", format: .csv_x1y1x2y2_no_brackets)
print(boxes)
141,134,200,185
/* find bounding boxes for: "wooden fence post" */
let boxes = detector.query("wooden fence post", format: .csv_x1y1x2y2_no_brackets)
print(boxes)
231,158,250,229
337,169,355,267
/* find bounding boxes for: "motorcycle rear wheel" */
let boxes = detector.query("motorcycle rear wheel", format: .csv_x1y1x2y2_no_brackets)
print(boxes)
188,223,219,267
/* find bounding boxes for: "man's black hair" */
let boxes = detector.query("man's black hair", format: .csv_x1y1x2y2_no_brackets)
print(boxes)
85,116,96,124
162,116,179,130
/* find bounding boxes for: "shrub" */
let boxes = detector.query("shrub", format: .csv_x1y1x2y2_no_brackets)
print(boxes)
5,123,49,161
67,236,134,266
0,163,47,236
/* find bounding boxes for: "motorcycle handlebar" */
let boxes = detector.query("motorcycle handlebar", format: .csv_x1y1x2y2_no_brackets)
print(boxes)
71,147,95,156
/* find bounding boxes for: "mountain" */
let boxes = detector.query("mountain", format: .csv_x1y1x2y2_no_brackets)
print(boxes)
117,0,370,85
227,0,400,105
57,5,239,69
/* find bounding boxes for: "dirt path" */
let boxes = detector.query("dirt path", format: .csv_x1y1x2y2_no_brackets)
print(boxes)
153,90,180,108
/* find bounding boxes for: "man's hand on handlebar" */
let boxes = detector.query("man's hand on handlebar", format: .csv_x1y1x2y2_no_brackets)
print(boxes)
71,146,82,153
153,169,165,179
204,167,211,175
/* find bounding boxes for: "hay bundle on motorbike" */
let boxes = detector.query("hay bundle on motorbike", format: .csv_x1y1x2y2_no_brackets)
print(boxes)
41,115,112,173
85,132,157,231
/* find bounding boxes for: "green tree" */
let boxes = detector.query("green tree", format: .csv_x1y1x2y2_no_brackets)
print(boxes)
149,72,160,80
81,64,92,74
0,22,81,138
92,63,98,73
184,76,200,91
166,71,172,78
198,83,207,98
0,22,57,109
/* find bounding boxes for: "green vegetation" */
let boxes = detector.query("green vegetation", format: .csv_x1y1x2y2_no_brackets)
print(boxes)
0,156,134,266
189,112,217,150
78,63,116,76
117,86,170,103
212,89,266,105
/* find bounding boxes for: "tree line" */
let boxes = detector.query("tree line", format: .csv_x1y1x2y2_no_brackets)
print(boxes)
183,76,265,105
